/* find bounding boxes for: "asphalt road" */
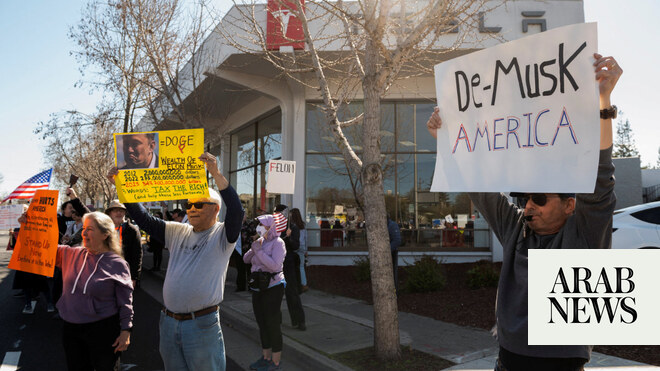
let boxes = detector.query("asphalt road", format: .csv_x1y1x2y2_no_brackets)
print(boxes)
0,234,244,370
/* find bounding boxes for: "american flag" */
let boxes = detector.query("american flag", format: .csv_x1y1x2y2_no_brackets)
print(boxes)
2,169,52,203
273,212,288,234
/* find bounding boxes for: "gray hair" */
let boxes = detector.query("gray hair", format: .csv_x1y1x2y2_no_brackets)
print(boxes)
82,212,123,257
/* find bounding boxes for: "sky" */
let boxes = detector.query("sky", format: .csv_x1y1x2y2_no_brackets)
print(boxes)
0,0,658,197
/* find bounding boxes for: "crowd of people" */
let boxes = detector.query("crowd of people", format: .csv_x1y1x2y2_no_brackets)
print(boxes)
6,51,622,371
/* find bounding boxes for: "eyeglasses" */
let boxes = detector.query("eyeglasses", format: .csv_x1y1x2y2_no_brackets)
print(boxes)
519,194,560,207
185,202,216,210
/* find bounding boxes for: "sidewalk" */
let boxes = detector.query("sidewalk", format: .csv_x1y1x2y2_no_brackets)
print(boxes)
144,248,658,370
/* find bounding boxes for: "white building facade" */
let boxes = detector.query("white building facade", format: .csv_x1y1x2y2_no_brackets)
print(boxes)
149,0,586,265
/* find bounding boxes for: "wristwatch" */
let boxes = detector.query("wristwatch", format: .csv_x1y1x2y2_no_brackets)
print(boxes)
600,105,617,120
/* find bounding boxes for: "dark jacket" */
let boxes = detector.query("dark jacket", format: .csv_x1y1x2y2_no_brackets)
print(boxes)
387,219,402,252
469,147,616,360
119,221,143,281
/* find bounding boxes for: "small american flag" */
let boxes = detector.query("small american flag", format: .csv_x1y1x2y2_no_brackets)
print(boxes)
2,169,52,203
273,212,288,234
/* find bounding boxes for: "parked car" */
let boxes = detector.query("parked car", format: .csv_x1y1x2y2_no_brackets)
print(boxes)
612,201,660,249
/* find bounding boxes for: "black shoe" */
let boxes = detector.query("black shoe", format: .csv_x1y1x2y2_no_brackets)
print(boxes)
297,323,306,331
291,321,298,327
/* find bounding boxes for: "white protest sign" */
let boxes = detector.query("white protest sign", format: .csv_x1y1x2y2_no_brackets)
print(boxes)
266,160,296,194
0,205,24,230
431,23,599,192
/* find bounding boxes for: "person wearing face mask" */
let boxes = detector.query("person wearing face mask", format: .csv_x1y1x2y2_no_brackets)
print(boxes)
243,215,286,371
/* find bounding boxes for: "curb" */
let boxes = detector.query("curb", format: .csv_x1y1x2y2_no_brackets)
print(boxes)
144,269,352,371
221,303,354,371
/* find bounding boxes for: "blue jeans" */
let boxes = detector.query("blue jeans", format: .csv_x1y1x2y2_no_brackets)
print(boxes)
296,250,307,286
159,310,226,371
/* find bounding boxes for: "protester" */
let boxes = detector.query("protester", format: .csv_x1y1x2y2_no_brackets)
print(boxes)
16,210,134,370
232,214,253,292
289,208,309,292
171,209,188,224
387,215,402,294
147,211,165,272
107,152,243,371
58,200,75,243
52,188,91,311
106,200,143,288
282,206,306,330
243,215,286,371
62,210,83,246
426,53,622,371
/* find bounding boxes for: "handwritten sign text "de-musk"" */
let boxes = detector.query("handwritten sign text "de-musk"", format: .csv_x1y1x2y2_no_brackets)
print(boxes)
455,41,587,112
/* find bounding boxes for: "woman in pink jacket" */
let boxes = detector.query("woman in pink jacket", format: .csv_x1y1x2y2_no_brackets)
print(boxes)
243,215,286,371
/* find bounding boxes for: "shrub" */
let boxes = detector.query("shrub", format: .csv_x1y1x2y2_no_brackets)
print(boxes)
353,255,371,282
404,255,446,293
466,260,499,289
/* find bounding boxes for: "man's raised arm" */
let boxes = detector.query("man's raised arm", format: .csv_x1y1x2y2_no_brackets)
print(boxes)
198,153,244,244
107,166,166,244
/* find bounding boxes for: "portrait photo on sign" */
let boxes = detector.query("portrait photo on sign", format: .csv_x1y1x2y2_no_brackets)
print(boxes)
115,132,160,170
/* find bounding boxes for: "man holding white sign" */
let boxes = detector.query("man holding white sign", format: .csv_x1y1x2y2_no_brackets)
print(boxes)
428,49,622,370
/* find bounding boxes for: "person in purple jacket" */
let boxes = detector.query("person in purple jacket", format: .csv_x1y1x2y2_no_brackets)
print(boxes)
56,211,133,371
243,215,286,371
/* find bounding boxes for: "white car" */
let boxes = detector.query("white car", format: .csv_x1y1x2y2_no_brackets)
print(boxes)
612,201,660,249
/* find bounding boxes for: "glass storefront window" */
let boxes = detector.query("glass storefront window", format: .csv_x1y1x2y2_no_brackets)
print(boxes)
231,167,256,218
230,111,282,218
305,101,484,251
231,125,256,171
257,113,282,162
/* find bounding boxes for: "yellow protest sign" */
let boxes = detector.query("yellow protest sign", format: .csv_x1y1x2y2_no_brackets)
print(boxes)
8,190,59,277
114,129,210,203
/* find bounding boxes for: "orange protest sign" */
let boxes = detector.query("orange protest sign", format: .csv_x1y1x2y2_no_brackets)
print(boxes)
8,190,59,277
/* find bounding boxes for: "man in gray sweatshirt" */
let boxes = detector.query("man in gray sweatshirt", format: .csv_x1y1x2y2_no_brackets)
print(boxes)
427,53,622,371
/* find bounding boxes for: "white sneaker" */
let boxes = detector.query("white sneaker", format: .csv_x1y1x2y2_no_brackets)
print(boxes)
47,303,56,313
22,303,34,314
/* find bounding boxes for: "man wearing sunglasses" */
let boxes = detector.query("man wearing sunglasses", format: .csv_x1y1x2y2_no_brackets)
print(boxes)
108,152,244,371
427,53,622,371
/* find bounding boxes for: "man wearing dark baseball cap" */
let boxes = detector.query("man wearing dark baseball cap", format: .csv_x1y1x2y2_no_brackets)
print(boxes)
105,200,142,287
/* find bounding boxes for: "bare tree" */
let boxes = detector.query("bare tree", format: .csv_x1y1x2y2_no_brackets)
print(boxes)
70,0,152,133
71,0,219,132
119,0,218,128
218,0,494,359
35,108,120,207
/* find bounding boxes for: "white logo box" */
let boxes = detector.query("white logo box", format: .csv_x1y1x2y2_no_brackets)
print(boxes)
528,249,660,345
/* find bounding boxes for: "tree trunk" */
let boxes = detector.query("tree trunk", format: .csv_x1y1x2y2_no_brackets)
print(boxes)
362,36,401,360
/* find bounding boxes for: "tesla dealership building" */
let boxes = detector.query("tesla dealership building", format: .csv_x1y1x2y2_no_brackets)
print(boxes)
146,0,586,264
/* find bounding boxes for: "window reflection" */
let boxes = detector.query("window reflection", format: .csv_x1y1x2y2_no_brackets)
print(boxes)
231,125,255,170
305,102,486,251
230,111,282,218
